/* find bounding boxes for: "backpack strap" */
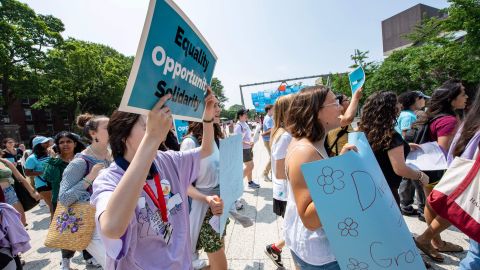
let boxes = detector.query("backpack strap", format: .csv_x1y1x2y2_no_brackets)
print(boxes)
77,154,93,193
326,126,349,156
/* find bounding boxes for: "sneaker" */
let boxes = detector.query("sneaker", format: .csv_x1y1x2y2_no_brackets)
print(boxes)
86,257,101,267
400,205,417,216
248,181,260,189
39,199,46,207
192,258,207,270
263,173,272,182
61,258,70,270
235,200,244,210
265,244,284,268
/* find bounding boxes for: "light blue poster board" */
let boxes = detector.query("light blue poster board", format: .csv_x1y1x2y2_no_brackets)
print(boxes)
173,119,189,143
348,66,365,94
219,135,243,235
300,132,425,270
119,0,217,122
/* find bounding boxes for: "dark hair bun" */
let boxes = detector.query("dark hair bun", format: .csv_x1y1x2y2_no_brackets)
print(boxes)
76,113,95,129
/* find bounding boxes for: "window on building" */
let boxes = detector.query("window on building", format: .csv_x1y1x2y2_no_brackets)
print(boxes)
45,109,52,121
64,123,71,131
24,109,32,121
62,111,69,121
2,115,10,124
0,108,8,124
47,124,54,134
22,98,30,105
26,125,35,136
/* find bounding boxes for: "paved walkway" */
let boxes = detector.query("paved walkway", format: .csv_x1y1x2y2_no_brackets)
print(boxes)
22,139,469,269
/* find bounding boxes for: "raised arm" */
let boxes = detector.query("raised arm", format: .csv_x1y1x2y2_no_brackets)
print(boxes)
99,95,173,239
339,88,362,127
200,88,217,159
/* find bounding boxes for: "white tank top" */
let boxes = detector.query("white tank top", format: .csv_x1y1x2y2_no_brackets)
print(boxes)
283,143,337,266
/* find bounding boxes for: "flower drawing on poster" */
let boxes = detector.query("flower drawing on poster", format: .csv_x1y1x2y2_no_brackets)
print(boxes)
338,217,359,237
316,166,345,194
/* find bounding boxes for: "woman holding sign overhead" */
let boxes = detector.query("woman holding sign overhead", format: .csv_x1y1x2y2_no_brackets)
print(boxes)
90,89,217,269
284,86,357,270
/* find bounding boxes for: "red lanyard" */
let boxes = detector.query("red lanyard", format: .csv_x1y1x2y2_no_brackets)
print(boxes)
143,174,168,223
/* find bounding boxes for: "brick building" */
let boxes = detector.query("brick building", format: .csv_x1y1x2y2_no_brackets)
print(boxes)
0,94,72,145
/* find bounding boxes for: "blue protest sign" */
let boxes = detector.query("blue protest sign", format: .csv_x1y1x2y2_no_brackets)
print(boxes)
348,66,365,94
300,132,425,270
219,135,243,235
173,119,189,143
119,0,217,121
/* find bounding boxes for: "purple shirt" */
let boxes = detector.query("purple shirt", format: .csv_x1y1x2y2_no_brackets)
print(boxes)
0,203,31,255
91,149,200,270
447,128,480,166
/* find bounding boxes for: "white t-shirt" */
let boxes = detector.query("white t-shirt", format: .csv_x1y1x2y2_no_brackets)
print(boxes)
271,132,291,201
234,121,252,149
180,137,219,189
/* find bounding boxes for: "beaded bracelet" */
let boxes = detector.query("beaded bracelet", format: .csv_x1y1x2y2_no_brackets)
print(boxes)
83,177,93,186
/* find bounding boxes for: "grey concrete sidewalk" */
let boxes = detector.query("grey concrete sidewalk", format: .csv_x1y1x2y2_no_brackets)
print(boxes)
21,140,469,270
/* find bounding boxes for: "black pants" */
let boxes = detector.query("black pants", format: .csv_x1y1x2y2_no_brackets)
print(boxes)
398,179,425,213
61,249,93,260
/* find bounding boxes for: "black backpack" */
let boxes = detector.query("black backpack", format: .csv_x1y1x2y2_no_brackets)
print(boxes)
325,126,350,157
404,114,447,144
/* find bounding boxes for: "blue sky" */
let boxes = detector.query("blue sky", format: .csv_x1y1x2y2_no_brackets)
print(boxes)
24,0,449,108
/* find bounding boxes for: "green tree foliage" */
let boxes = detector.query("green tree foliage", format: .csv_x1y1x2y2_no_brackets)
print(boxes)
220,104,244,120
33,39,133,118
0,0,64,109
210,77,228,108
330,50,378,97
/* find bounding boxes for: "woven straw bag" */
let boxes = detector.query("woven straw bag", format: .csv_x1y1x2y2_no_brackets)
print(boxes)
45,202,96,251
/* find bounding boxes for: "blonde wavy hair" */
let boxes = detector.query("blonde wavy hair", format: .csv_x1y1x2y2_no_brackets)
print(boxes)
270,94,294,147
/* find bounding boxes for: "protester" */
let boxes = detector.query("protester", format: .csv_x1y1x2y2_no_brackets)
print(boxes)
44,132,85,216
359,91,429,205
90,91,217,269
2,138,24,167
58,114,110,269
24,136,53,215
261,104,274,182
159,124,181,151
447,88,480,270
0,202,31,270
395,91,428,137
0,154,40,226
415,86,478,266
181,100,227,270
234,109,260,189
396,91,429,219
414,80,468,262
284,86,357,269
326,88,362,156
264,95,293,268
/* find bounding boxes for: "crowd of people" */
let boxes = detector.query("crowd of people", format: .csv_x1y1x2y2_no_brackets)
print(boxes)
0,80,479,270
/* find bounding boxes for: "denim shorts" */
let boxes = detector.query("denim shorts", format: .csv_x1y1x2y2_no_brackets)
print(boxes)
291,250,340,270
2,185,19,205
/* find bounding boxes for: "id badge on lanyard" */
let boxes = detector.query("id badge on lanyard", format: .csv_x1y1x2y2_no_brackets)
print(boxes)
143,173,173,245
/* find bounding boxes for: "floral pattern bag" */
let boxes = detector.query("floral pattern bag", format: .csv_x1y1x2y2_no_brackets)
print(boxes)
44,202,96,250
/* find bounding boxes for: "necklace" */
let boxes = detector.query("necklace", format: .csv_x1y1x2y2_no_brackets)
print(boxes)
87,145,111,162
